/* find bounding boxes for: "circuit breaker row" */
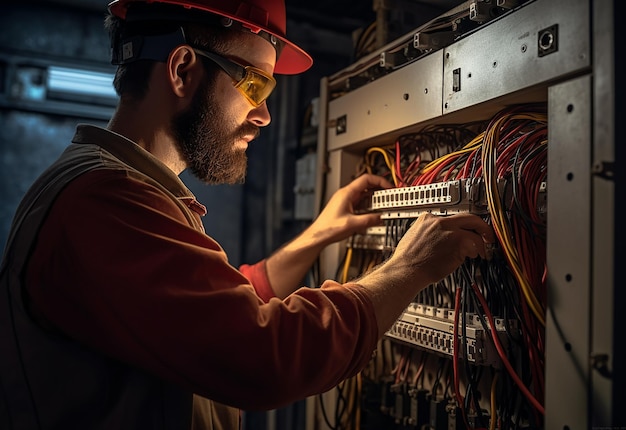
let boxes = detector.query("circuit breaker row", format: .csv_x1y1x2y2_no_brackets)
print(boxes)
384,304,513,367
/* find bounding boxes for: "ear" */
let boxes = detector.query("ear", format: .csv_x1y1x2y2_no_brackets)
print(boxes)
166,45,202,98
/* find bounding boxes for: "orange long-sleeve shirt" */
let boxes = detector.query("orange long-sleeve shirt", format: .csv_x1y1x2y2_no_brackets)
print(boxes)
23,126,379,417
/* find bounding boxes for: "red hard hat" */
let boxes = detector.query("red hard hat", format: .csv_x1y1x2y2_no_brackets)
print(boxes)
107,0,313,75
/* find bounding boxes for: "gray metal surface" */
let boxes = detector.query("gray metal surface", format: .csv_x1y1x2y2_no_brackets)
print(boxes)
590,0,616,425
443,0,590,112
327,50,443,150
545,74,592,430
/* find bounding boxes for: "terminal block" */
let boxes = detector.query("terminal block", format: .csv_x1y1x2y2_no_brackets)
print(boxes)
370,179,485,218
369,178,546,221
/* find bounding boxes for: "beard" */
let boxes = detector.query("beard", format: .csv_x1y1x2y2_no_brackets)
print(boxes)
171,77,259,184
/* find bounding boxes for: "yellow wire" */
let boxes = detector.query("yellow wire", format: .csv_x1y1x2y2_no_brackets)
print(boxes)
341,246,353,283
482,112,546,325
366,146,398,186
420,132,484,175
366,257,377,273
489,372,500,430
337,374,362,430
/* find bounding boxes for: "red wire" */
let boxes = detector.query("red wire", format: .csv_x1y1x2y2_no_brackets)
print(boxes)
403,155,422,185
520,295,545,406
452,288,471,429
442,163,458,182
470,283,545,415
459,147,480,179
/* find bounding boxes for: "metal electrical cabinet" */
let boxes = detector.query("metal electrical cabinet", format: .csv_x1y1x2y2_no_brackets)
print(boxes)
309,0,616,428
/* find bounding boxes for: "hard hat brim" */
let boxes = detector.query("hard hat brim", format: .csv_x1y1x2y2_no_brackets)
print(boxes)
108,0,313,75
271,37,313,75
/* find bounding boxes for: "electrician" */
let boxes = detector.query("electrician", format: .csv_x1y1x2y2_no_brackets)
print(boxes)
0,0,495,428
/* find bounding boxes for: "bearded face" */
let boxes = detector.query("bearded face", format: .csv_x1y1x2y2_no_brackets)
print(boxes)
171,73,259,184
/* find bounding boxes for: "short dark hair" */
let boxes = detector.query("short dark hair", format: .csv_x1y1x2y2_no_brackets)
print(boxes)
104,10,234,101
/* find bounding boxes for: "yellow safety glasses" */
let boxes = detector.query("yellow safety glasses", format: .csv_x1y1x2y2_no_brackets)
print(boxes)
193,48,276,108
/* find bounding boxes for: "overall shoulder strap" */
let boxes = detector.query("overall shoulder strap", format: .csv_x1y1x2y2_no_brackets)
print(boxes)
0,136,200,428
0,143,105,429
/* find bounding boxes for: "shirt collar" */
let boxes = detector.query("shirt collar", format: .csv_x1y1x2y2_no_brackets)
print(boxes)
72,124,207,217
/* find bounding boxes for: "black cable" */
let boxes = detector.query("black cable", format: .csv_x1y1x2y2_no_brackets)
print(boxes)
459,263,487,428
460,276,473,425
431,357,446,400
318,392,339,430
334,380,349,429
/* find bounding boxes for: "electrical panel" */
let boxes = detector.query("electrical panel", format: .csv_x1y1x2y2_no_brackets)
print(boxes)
308,0,616,429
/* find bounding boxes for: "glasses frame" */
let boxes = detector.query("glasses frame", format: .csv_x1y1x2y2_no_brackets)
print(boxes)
192,47,276,108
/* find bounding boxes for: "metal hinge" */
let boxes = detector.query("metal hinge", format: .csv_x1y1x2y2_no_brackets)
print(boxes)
591,161,614,180
590,353,612,379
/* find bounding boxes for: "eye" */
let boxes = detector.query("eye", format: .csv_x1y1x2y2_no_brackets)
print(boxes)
244,79,258,92
244,76,264,96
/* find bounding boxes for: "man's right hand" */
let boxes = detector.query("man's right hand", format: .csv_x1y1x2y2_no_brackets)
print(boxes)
354,212,495,336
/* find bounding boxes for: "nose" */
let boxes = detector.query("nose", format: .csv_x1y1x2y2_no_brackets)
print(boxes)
248,102,271,127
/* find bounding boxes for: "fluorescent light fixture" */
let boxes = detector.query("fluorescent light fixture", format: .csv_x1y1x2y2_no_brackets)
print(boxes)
47,66,117,100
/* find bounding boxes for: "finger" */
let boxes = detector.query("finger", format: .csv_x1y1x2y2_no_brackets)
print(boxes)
439,213,495,260
461,228,495,260
452,233,480,261
351,212,384,231
484,242,496,260
444,212,497,244
351,173,393,192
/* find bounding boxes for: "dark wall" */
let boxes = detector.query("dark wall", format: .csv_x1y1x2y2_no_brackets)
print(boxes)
0,2,113,255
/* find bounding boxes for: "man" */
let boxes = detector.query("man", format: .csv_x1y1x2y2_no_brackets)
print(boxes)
0,0,494,429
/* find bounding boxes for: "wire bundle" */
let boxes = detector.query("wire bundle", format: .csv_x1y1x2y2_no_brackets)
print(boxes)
358,123,482,187
350,104,548,429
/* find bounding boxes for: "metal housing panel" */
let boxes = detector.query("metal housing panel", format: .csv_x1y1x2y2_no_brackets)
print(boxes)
545,75,592,430
327,51,443,150
443,0,590,113
590,0,616,425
